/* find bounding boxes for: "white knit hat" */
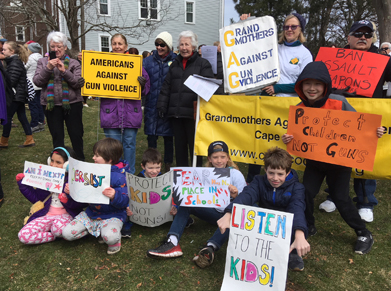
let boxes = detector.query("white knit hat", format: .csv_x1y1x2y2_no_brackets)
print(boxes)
155,31,173,50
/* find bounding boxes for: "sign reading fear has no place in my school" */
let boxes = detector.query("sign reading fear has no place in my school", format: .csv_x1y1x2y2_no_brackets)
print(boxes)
81,51,142,100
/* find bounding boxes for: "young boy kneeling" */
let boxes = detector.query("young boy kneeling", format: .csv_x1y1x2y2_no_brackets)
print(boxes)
217,147,310,271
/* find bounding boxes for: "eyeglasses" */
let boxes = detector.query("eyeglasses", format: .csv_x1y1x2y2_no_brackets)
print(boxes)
49,45,65,50
350,32,373,39
155,42,166,48
283,25,300,31
381,47,389,51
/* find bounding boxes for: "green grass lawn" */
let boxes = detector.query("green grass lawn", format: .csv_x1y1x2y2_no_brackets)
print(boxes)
0,100,390,290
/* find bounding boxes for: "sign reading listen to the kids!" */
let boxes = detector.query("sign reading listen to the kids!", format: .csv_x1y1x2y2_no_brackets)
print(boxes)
172,167,231,211
221,204,293,291
126,172,173,227
220,16,279,94
68,157,111,205
315,47,389,97
81,50,142,100
22,161,65,194
287,106,382,171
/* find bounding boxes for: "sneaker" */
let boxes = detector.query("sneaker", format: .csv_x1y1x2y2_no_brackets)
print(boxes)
147,239,183,258
358,208,373,223
193,246,215,268
31,125,43,134
83,103,89,107
308,225,317,237
38,122,45,131
319,200,336,213
107,244,121,255
121,228,132,238
288,253,304,271
355,231,374,254
185,217,195,228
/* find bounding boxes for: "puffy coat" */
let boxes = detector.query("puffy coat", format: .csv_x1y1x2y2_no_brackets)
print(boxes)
33,55,83,106
25,53,43,90
5,55,27,103
143,50,176,136
157,52,214,119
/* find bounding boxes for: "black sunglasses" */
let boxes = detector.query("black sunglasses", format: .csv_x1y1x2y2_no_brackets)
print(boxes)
283,25,300,31
381,47,389,51
155,42,166,48
350,31,373,39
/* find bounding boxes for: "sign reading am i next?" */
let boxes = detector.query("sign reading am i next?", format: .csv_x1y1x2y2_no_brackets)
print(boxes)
81,51,142,100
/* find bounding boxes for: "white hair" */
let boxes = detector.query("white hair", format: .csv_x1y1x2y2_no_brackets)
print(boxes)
177,31,198,50
381,42,391,48
47,31,68,46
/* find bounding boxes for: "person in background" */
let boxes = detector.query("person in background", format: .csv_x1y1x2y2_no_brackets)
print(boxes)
380,42,391,55
142,51,150,59
198,44,206,57
0,36,6,68
128,47,139,55
213,41,221,53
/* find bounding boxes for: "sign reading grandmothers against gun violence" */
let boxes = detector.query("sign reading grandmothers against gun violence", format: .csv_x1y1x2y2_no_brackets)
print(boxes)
81,51,142,100
286,106,381,171
221,204,293,291
315,47,389,97
220,16,279,94
126,172,173,227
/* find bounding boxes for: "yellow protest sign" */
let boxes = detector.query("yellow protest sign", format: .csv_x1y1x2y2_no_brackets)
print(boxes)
81,51,142,100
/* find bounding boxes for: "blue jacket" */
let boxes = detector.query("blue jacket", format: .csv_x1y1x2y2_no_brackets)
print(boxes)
85,160,130,221
143,50,176,136
225,169,308,236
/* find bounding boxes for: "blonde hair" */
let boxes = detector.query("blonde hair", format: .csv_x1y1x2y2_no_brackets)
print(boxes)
371,21,377,43
278,14,307,44
5,41,29,63
204,144,239,170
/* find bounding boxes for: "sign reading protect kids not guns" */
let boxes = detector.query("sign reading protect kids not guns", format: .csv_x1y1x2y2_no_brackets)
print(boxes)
172,167,231,211
81,51,142,100
126,172,173,227
221,204,293,291
287,106,382,171
315,47,389,97
68,157,111,205
220,16,279,94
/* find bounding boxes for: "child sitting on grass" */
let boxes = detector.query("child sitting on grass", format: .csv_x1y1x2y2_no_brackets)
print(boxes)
62,138,129,255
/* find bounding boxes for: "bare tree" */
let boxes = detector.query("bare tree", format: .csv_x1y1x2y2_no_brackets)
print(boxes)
372,0,391,43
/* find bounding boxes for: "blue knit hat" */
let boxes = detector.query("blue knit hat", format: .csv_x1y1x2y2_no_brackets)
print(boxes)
292,13,306,33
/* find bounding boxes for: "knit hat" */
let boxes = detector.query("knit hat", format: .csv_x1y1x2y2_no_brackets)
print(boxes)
208,141,229,156
349,20,374,33
0,35,7,42
26,40,35,45
155,31,173,50
292,13,306,32
28,43,42,53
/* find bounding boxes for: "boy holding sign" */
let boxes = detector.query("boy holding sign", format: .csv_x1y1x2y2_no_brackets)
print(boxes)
282,61,384,255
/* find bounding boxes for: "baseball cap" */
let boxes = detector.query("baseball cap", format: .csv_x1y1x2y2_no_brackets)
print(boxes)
349,20,374,33
208,141,229,156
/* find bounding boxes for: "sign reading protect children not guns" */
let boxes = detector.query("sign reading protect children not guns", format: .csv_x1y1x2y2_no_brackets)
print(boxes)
81,51,142,100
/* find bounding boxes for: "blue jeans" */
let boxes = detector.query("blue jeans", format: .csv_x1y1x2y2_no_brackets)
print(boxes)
104,128,137,174
353,178,378,209
168,206,228,250
29,90,44,127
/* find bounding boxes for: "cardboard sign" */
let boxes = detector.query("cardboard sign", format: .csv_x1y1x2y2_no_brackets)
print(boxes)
287,106,381,170
22,161,66,194
172,167,231,211
68,157,111,204
221,204,293,291
315,47,389,97
126,172,174,227
220,16,280,94
81,51,142,100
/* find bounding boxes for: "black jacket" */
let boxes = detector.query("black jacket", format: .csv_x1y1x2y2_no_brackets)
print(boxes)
157,52,214,119
4,55,27,103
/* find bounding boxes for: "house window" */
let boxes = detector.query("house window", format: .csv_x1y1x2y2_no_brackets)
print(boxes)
185,1,194,24
99,0,109,15
100,36,110,52
139,0,158,20
15,26,25,42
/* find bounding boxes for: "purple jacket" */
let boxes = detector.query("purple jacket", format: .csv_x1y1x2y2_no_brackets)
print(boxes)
17,176,87,224
100,67,150,129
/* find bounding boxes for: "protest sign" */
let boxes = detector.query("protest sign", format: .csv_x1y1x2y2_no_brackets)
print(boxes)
68,157,111,204
22,161,65,194
221,204,293,291
81,50,142,100
126,172,173,227
315,47,389,97
201,45,218,74
172,167,231,211
287,106,381,171
220,16,279,94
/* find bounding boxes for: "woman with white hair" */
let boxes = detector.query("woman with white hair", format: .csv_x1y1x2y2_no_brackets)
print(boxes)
33,31,85,160
157,30,214,166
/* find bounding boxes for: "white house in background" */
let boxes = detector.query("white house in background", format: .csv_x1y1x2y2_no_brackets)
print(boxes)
58,0,224,53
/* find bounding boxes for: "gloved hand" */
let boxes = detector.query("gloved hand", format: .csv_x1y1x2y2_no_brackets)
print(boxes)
59,192,68,204
137,76,146,88
16,173,25,182
158,110,165,118
78,77,85,87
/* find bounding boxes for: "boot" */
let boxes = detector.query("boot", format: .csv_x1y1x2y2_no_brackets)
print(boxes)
0,136,9,148
165,163,172,173
19,135,35,148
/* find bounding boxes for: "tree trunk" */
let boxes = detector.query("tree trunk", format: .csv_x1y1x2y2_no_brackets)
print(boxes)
372,0,391,43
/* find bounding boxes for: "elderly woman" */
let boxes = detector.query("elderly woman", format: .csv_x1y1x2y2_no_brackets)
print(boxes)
157,31,214,167
100,34,150,174
33,31,85,160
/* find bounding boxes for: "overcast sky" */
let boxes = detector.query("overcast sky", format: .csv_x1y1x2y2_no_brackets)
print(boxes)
224,0,240,26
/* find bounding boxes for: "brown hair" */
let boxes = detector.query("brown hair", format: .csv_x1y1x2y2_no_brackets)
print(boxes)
264,147,293,173
141,148,162,166
205,144,238,170
111,33,128,45
5,41,29,63
278,15,307,44
128,47,139,55
93,138,123,165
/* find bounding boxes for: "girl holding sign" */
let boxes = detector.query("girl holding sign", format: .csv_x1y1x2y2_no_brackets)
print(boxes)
17,147,86,244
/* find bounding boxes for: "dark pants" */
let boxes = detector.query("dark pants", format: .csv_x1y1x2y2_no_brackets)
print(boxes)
147,135,174,164
44,102,85,161
29,90,44,127
2,101,32,137
0,167,3,201
246,164,262,183
303,160,366,234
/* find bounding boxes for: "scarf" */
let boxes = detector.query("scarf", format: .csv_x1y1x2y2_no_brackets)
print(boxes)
46,55,70,113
